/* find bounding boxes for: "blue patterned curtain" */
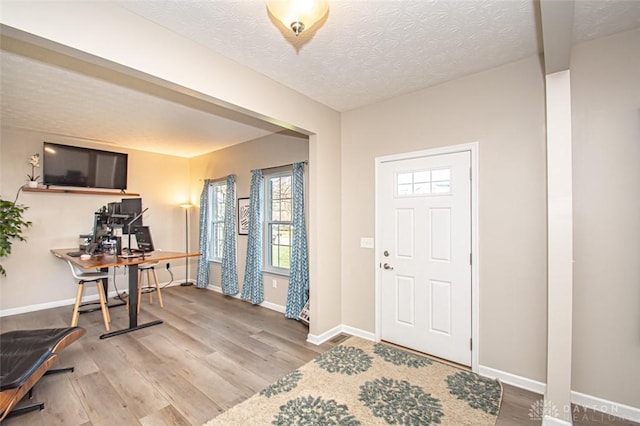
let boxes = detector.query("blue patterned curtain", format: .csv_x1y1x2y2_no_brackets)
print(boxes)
286,162,310,319
196,179,212,288
221,175,238,295
241,170,264,304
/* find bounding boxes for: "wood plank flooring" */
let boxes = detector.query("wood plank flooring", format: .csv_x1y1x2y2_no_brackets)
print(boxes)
1,286,636,425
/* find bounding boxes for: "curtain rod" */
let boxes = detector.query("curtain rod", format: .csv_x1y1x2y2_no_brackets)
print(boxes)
198,174,235,182
252,160,308,173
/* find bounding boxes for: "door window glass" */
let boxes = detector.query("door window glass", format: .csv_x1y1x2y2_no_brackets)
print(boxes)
395,168,451,196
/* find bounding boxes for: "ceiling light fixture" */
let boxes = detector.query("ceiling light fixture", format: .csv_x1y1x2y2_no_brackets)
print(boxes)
266,0,329,36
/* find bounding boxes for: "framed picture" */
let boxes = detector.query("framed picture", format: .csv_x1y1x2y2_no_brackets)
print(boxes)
238,198,250,235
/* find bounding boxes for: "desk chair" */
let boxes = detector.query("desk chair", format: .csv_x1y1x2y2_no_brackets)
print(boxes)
66,261,111,332
137,263,164,314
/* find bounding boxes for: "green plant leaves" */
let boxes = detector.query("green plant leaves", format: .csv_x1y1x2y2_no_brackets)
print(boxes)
0,198,32,276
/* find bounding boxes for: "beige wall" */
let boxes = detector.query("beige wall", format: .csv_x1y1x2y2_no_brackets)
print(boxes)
0,128,190,313
571,29,640,408
189,132,309,307
342,56,549,382
3,0,637,411
0,1,342,335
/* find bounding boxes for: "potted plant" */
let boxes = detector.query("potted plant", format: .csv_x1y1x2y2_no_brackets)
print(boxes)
0,198,31,276
27,153,40,188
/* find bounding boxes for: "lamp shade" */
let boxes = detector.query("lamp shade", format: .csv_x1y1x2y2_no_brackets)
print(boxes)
266,0,329,35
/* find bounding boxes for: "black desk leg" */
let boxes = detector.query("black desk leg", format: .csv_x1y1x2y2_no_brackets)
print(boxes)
129,263,138,328
99,263,162,339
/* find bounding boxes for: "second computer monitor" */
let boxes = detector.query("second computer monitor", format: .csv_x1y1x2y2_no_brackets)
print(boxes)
133,226,154,252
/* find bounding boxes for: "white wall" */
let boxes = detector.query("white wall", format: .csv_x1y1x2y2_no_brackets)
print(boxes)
342,56,549,382
0,128,190,314
571,28,640,409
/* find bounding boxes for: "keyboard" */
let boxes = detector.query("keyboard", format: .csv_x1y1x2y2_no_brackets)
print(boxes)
66,251,83,257
118,251,153,258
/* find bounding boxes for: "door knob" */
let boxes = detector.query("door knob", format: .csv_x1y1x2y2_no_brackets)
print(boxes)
383,263,394,270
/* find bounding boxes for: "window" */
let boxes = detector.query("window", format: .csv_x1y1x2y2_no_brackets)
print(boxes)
265,172,292,272
208,181,227,261
396,168,451,196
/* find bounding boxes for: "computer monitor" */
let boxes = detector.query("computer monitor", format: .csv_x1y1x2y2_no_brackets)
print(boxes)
133,226,154,252
121,198,142,234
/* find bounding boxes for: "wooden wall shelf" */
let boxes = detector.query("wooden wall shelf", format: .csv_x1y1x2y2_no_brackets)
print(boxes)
22,186,140,197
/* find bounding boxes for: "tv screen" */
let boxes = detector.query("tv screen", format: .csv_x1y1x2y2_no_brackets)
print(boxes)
43,142,128,190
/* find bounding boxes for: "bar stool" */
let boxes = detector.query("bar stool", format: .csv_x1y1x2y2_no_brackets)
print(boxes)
66,261,111,332
137,263,164,314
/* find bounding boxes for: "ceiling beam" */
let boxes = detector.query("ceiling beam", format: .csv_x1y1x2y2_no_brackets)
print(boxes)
539,0,575,74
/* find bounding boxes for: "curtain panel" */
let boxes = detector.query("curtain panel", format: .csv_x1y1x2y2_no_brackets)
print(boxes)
241,170,264,304
221,175,239,295
285,162,310,319
196,179,212,288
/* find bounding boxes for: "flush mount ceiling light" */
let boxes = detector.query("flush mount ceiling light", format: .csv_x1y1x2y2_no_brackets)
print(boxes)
266,0,329,36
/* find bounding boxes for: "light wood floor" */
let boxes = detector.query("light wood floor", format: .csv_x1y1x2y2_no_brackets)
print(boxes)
1,287,636,425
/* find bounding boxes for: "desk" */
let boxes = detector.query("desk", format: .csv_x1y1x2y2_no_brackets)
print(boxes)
51,249,201,339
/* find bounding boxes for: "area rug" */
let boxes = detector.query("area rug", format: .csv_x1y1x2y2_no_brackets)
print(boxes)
204,336,502,425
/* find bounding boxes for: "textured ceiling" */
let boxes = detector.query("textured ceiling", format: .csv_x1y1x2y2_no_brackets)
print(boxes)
118,0,540,112
0,49,282,158
1,0,639,157
118,0,640,112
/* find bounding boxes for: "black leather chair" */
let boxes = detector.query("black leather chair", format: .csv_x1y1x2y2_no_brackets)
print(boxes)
0,327,86,420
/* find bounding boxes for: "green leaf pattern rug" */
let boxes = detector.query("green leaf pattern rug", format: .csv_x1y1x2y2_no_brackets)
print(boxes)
205,336,502,425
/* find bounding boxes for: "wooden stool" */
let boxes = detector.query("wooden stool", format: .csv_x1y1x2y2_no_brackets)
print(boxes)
137,263,164,314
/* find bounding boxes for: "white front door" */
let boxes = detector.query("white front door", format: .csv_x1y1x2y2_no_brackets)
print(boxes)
378,150,471,366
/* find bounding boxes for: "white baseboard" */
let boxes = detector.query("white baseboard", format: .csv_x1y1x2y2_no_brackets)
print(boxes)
307,324,344,345
478,366,640,423
307,324,376,345
339,325,376,341
1,298,76,317
542,415,572,426
571,390,640,423
0,282,173,317
207,285,286,314
478,365,546,395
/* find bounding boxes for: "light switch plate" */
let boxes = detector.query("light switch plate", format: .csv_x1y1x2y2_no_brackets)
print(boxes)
360,237,374,249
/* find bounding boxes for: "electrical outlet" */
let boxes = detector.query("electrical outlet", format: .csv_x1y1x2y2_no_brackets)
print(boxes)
166,262,170,270
272,279,277,288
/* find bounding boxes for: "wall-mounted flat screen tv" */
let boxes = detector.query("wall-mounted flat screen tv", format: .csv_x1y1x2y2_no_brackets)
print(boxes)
43,142,128,190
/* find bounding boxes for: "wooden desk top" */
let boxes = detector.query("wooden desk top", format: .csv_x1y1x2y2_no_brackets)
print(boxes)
51,248,201,269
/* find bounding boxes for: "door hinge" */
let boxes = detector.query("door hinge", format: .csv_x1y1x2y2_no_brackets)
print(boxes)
470,338,473,351
469,253,472,265
469,167,472,181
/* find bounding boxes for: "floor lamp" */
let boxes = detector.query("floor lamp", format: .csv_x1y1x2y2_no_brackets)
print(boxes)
180,203,194,286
